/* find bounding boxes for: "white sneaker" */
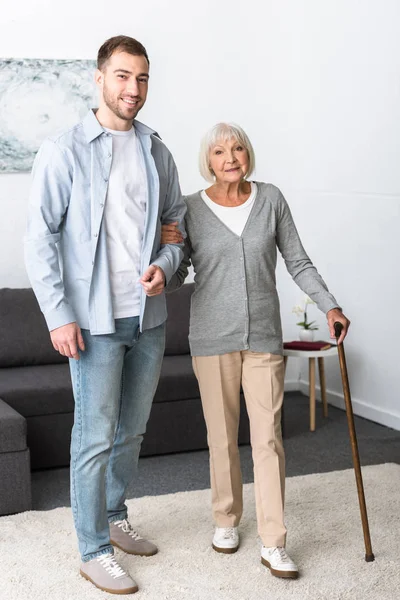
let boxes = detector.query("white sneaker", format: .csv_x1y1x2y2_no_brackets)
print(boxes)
212,527,239,554
261,546,299,579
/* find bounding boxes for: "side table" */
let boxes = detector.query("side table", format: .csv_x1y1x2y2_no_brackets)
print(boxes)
283,346,338,432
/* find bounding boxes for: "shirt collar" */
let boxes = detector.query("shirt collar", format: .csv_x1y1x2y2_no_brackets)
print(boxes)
83,109,158,143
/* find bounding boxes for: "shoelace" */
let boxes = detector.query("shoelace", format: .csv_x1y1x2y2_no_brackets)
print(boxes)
115,519,143,541
221,527,236,540
97,554,127,579
272,547,291,563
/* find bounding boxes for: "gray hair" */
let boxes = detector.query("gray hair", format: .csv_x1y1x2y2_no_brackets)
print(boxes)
198,122,256,183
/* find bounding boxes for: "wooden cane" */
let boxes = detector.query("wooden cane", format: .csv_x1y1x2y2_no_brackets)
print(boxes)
334,322,375,562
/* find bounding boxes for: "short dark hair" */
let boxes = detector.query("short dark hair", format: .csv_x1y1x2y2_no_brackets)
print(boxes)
97,35,149,71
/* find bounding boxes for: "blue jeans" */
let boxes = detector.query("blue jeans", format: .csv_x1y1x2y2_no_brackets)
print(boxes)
69,317,165,562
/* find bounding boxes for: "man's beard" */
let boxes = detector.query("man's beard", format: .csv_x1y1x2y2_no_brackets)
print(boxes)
102,84,141,121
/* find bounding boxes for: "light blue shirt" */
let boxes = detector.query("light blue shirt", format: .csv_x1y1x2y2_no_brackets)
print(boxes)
24,109,186,334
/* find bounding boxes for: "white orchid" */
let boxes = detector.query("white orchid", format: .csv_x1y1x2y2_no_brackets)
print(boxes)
292,296,319,330
292,305,303,317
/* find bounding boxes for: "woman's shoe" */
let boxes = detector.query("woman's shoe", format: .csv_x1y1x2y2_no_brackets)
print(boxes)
261,546,299,579
212,527,239,553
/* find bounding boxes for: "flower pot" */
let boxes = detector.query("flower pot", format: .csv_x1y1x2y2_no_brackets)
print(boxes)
299,328,315,342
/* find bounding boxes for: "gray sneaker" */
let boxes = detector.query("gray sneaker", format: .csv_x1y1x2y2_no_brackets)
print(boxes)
110,519,158,556
80,552,138,594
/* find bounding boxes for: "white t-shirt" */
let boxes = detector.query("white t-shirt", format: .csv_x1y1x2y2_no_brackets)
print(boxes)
103,126,148,319
200,182,257,236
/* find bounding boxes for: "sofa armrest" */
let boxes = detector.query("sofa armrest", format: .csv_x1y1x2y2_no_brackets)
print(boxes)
0,398,27,453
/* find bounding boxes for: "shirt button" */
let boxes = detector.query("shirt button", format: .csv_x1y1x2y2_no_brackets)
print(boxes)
104,178,108,183
100,203,104,208
94,233,98,238
240,257,243,261
92,261,94,266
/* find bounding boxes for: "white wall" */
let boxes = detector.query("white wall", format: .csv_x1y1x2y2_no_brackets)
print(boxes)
1,1,399,426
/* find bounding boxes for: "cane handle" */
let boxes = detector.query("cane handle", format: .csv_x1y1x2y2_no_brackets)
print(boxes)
334,321,343,339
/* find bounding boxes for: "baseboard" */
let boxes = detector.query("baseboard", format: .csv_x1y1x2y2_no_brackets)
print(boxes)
284,380,300,392
298,379,400,431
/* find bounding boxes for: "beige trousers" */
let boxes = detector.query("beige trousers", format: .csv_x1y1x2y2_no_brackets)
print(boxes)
192,351,286,547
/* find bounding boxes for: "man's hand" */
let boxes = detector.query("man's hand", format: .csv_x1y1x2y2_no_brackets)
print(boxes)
139,265,166,297
327,308,350,345
50,322,85,360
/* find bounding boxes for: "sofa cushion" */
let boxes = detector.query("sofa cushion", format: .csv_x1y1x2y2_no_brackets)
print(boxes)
0,355,199,416
153,355,199,403
0,288,68,367
164,283,193,356
0,285,193,365
0,364,74,417
0,398,27,453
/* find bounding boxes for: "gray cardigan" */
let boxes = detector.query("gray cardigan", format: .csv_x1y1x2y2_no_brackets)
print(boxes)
168,182,339,356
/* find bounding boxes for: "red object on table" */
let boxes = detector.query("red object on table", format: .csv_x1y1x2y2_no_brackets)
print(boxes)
283,341,333,351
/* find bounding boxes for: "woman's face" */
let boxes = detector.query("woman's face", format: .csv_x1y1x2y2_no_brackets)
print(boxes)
209,137,249,184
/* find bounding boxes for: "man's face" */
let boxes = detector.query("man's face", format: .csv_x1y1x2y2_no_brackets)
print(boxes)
96,51,149,123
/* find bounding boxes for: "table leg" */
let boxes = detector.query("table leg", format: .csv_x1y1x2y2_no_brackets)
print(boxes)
309,357,316,431
318,357,328,418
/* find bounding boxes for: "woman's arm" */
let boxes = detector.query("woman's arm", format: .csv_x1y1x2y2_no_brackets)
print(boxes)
275,190,350,342
165,235,192,293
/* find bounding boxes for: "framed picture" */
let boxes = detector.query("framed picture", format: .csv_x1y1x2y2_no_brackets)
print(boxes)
0,58,97,173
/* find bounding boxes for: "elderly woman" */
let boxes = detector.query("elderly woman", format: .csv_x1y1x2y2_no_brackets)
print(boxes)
162,123,349,579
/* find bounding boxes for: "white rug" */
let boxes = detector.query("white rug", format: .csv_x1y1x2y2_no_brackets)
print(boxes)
1,463,399,600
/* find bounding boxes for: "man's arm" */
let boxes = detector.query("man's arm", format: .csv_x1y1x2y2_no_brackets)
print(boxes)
150,151,187,284
24,138,76,331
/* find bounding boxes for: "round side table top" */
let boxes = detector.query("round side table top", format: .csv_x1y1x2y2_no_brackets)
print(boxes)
282,346,338,359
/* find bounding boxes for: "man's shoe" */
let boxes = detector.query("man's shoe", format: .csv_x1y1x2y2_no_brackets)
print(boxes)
80,553,138,594
212,527,239,554
261,546,299,579
110,519,158,556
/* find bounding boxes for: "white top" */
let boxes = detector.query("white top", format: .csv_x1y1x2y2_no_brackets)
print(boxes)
200,182,257,236
103,126,148,319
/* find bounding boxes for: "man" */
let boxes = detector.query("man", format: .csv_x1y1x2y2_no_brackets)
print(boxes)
24,35,186,595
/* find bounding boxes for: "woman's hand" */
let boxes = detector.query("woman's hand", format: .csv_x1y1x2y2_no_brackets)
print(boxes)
161,221,184,245
327,308,350,345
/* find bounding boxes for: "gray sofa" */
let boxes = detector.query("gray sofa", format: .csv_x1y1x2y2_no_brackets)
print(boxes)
0,283,251,515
